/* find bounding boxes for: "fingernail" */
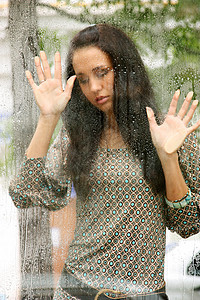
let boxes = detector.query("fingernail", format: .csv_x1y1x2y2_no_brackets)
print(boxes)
25,70,30,77
193,100,198,106
176,89,180,96
40,51,45,58
68,75,76,86
146,107,152,118
34,56,40,63
188,91,194,98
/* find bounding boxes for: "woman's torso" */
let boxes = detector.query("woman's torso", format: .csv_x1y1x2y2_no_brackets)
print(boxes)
64,146,166,296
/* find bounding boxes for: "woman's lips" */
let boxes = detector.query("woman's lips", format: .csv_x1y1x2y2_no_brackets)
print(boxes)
95,96,109,104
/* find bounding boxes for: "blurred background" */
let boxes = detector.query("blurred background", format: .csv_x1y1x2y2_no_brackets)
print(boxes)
0,0,200,299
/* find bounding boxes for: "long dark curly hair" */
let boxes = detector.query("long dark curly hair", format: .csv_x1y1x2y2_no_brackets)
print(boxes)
62,24,165,199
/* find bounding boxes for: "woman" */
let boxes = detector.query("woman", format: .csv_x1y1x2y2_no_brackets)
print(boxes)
9,24,200,299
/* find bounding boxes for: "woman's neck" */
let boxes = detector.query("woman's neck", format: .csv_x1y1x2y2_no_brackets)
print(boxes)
104,110,118,130
101,112,126,149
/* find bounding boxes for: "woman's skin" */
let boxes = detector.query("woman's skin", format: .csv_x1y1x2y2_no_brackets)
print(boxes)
25,51,76,158
25,48,200,202
73,47,114,116
72,46,125,149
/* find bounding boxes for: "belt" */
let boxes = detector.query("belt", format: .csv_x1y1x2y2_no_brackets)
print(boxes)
60,269,167,300
94,288,167,300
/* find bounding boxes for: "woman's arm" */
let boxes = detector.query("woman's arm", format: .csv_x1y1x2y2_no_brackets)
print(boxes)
25,51,76,158
164,132,200,238
9,51,76,210
9,126,73,210
156,151,187,202
146,91,200,238
26,114,60,158
146,90,200,202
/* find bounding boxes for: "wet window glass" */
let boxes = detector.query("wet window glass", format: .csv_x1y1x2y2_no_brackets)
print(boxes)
1,0,200,299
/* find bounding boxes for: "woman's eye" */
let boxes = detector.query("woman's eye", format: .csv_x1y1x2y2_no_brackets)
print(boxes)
96,68,110,78
78,78,88,85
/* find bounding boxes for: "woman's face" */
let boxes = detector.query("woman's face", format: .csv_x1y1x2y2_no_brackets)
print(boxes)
72,46,114,115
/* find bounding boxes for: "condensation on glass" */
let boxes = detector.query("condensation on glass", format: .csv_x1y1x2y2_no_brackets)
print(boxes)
1,0,200,299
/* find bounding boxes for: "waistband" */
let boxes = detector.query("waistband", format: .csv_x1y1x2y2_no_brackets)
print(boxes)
60,269,167,300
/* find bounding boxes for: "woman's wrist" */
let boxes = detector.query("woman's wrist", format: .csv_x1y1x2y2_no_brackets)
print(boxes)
39,113,61,124
165,187,191,208
26,114,60,159
156,147,178,164
158,150,188,202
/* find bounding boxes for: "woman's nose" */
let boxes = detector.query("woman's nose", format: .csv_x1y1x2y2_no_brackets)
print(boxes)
89,78,102,92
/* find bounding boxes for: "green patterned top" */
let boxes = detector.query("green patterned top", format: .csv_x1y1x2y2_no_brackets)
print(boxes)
9,126,200,297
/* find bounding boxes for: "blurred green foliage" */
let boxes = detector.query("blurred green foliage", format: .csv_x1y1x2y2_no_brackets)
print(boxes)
0,118,15,177
50,1,200,63
45,0,200,105
38,28,61,67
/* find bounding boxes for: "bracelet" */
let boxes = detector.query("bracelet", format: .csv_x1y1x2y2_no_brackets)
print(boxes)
174,186,190,203
165,187,191,209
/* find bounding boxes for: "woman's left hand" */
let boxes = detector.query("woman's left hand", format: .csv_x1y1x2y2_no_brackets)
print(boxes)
146,90,200,156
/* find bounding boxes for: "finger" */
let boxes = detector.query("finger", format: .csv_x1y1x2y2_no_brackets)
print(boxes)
54,52,62,83
183,100,198,125
40,51,51,79
177,91,193,119
64,75,76,100
25,70,38,91
168,90,180,116
34,56,45,83
146,107,157,130
187,118,200,134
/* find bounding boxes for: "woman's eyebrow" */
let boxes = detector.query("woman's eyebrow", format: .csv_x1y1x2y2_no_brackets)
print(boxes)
76,65,110,76
76,72,85,76
92,65,109,72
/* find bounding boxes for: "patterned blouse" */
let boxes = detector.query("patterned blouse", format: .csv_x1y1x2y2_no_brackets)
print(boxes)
9,126,200,298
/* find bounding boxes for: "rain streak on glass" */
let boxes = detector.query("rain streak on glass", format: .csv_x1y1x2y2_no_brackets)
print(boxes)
1,0,200,299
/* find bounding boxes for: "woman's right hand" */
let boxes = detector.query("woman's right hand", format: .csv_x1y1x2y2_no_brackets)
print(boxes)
26,51,76,117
